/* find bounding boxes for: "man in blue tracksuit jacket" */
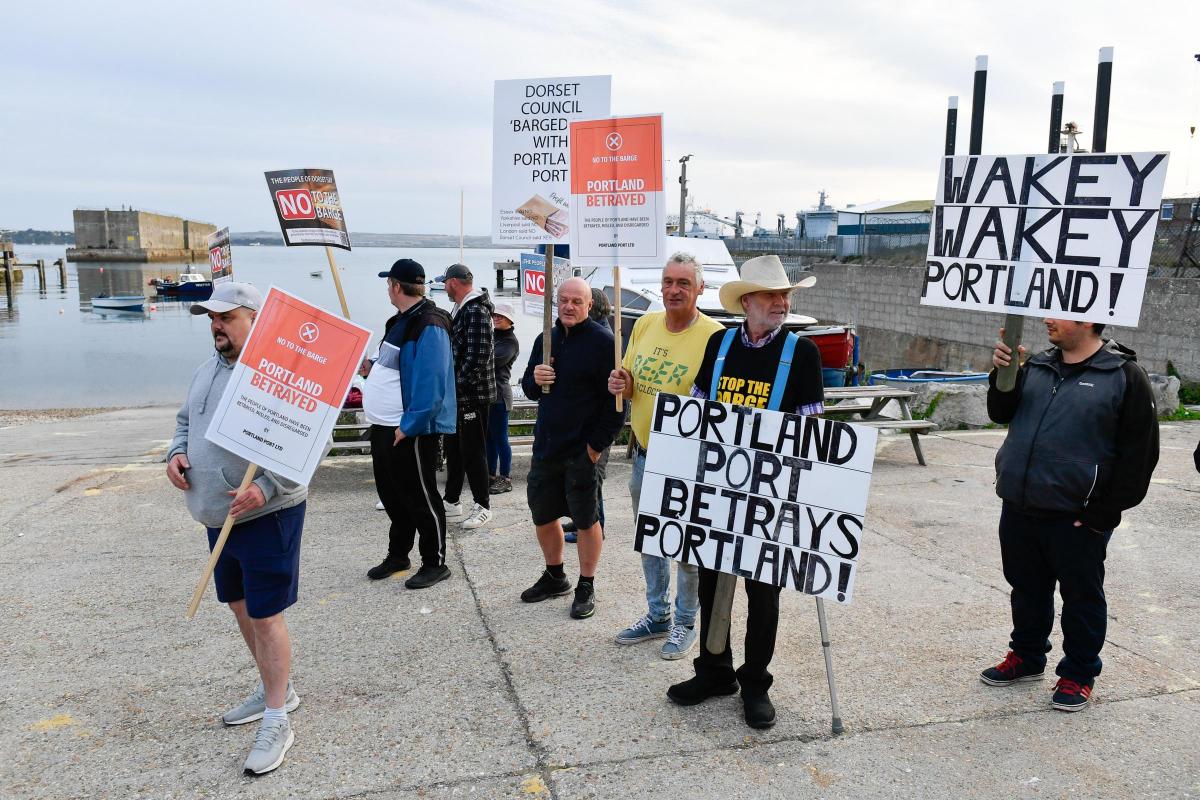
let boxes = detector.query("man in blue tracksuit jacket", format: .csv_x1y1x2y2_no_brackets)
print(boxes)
980,318,1158,712
363,259,457,589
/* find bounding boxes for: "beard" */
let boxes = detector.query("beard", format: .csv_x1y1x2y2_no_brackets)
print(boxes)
214,334,236,357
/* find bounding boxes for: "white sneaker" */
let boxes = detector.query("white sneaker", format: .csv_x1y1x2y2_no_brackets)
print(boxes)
375,500,385,511
243,716,294,775
444,500,463,517
461,503,493,530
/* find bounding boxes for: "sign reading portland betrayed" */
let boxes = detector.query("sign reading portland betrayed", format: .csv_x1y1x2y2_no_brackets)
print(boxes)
922,152,1168,326
635,394,878,604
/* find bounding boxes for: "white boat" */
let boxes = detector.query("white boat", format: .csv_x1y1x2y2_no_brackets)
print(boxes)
92,294,145,311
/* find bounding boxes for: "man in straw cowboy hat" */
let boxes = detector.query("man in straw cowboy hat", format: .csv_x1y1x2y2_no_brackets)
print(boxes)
666,254,825,729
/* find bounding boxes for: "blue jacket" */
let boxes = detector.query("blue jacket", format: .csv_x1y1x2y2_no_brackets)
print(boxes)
381,298,457,437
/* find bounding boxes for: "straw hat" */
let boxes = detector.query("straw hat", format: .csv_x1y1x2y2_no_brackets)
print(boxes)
717,255,816,314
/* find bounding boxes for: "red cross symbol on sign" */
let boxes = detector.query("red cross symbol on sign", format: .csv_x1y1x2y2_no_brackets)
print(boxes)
299,322,320,343
605,132,623,151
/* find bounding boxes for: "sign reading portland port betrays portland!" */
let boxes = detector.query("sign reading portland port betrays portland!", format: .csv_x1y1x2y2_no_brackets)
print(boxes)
922,152,1168,326
205,287,371,485
264,168,352,250
635,394,878,604
491,75,611,245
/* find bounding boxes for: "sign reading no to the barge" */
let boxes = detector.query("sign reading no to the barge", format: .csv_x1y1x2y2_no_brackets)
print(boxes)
922,152,1168,326
634,394,877,604
491,75,611,246
264,168,352,250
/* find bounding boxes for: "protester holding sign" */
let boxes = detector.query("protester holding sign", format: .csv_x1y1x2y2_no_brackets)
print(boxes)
607,253,724,659
981,318,1158,711
166,282,306,775
519,278,625,619
438,263,497,531
665,255,824,730
364,259,457,589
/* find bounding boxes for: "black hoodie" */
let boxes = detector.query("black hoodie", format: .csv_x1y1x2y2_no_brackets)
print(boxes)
988,339,1159,530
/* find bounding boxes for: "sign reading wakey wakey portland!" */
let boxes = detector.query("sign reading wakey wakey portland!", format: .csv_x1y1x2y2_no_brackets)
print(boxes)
635,394,878,604
922,152,1168,326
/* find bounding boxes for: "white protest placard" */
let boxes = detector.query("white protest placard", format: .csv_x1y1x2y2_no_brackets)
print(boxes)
519,251,573,318
568,114,666,269
635,393,878,604
492,75,611,246
205,287,371,485
922,152,1168,326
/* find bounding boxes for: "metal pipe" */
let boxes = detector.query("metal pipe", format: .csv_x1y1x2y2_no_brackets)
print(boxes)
969,55,988,155
1093,47,1113,153
945,96,958,156
816,598,844,735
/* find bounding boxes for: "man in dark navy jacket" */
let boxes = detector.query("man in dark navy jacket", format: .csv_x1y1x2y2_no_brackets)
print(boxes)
981,318,1158,712
519,277,625,620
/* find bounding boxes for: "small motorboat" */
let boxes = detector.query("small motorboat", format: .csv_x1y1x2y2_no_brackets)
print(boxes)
92,294,145,311
150,272,213,297
310,271,323,278
870,368,989,386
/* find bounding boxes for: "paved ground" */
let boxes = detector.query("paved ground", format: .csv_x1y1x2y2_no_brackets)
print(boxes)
1,408,1197,799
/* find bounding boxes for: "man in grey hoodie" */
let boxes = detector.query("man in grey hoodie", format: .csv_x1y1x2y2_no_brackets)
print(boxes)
167,282,307,775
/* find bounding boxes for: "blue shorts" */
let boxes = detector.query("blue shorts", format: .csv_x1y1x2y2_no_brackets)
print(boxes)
206,502,305,619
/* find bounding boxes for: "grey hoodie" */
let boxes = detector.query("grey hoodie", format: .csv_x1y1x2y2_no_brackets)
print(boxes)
168,353,308,528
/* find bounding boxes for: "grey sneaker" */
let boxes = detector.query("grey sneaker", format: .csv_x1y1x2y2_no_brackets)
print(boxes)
615,613,671,645
444,500,463,517
660,624,698,660
243,716,294,775
222,680,300,726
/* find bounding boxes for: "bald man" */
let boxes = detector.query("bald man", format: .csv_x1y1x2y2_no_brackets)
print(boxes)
519,278,625,619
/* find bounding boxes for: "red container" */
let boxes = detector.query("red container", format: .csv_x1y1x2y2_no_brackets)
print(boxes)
799,326,853,369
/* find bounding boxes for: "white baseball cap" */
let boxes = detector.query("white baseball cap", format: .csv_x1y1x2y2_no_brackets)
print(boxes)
190,282,263,315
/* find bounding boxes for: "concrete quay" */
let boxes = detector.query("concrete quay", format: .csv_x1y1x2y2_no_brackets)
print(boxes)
1,407,1197,799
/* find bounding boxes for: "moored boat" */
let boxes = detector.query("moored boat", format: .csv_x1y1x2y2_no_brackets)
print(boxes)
91,294,145,311
150,272,213,297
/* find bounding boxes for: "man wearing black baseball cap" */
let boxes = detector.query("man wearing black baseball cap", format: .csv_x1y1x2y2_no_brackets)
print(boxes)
362,259,457,589
434,263,497,531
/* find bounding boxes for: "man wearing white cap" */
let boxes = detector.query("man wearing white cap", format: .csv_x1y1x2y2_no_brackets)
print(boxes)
666,255,825,730
167,281,307,774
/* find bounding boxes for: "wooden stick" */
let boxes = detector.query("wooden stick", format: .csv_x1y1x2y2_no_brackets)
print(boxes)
613,266,623,412
186,463,257,619
324,246,351,319
706,573,737,653
541,246,553,394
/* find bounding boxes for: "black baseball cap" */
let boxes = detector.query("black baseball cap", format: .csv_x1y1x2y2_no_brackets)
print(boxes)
379,258,425,283
435,263,472,283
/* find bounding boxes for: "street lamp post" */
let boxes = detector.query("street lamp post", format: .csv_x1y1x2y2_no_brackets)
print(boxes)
678,154,692,237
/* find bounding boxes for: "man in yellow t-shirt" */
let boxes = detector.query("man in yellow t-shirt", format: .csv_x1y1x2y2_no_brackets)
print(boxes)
608,252,724,660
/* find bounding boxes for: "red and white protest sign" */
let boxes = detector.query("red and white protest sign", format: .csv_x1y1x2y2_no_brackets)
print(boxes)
205,287,371,485
263,169,351,250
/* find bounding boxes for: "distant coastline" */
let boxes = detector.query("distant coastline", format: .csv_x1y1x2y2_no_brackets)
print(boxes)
2,229,523,249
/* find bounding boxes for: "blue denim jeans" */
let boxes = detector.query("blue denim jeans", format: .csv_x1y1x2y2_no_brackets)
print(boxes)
630,450,698,626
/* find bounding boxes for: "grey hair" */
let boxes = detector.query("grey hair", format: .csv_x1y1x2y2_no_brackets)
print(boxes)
665,251,703,284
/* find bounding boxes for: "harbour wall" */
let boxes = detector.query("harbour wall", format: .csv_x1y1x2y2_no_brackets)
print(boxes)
793,262,1200,380
67,210,215,262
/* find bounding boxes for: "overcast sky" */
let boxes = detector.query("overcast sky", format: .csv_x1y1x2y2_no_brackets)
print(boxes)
6,0,1199,234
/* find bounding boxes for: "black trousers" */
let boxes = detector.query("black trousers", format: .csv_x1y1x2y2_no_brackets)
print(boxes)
443,403,490,509
693,566,783,697
370,426,447,568
999,503,1113,683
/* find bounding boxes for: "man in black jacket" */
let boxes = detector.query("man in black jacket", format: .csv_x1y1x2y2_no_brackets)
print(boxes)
438,264,496,531
519,277,625,619
982,318,1159,712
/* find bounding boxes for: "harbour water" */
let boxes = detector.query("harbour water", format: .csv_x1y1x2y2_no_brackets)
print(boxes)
0,243,548,409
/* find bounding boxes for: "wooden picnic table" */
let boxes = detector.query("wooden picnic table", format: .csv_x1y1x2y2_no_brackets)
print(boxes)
821,385,936,465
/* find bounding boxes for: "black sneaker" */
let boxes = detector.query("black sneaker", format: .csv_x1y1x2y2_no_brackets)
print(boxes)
366,557,410,581
404,564,451,589
569,584,595,619
667,675,739,706
489,476,513,495
1051,678,1093,712
520,570,572,603
562,519,578,533
980,651,1045,686
743,693,776,729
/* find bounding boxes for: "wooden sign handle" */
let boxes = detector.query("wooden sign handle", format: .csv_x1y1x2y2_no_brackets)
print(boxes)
706,573,737,653
613,266,623,412
324,246,351,319
186,464,257,619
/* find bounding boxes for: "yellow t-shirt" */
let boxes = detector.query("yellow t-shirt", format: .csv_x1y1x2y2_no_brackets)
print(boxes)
623,310,724,446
